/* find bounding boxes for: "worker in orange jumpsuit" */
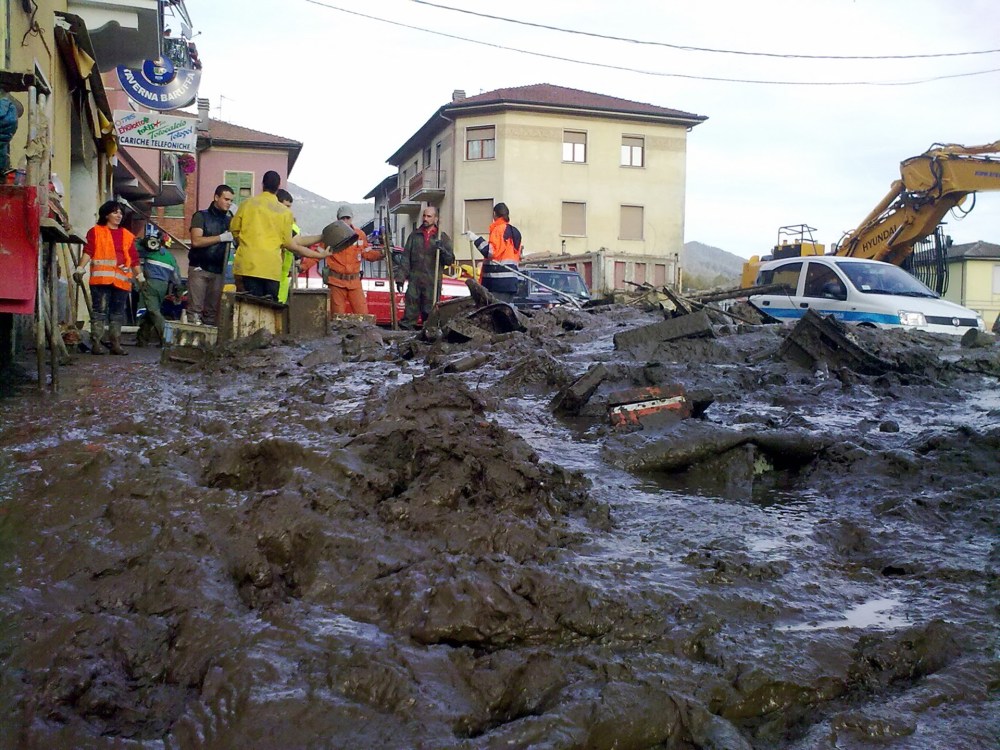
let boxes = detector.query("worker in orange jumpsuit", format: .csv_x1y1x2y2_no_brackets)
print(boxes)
302,206,383,315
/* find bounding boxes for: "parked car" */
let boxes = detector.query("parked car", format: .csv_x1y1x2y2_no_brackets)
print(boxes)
296,254,470,326
512,268,590,311
749,256,985,335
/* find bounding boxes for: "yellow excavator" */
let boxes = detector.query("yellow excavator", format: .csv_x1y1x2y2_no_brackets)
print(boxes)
741,139,1000,288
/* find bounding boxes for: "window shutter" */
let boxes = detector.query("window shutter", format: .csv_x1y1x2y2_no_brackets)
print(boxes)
620,205,644,240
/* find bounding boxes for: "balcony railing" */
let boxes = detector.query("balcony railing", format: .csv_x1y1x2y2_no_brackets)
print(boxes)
387,184,420,214
408,168,446,200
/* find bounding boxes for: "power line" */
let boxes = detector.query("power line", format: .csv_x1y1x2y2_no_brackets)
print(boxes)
302,0,1000,86
412,0,1000,61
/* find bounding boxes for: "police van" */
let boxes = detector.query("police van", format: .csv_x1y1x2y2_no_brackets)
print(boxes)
749,256,985,335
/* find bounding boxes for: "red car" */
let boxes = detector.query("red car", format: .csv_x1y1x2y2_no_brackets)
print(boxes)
296,251,471,326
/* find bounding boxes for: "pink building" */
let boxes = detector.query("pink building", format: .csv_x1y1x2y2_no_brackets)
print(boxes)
152,101,303,276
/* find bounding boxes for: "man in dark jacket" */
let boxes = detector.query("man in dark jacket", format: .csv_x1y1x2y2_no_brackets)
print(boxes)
187,184,234,325
398,206,454,329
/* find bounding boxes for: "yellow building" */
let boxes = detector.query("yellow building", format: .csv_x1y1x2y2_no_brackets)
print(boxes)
944,241,1000,331
381,84,707,293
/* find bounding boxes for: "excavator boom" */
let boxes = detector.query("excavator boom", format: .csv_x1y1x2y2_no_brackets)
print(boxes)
741,139,1000,290
834,141,1000,264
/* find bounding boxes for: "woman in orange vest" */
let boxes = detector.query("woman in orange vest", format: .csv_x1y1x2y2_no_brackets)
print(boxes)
73,201,142,355
464,202,522,300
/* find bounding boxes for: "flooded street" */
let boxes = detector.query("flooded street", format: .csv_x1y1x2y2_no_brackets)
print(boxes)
1,306,998,749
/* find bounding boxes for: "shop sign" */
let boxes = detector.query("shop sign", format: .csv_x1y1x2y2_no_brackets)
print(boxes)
116,56,201,112
113,110,196,153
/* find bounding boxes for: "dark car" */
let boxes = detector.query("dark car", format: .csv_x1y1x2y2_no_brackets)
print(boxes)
512,268,590,311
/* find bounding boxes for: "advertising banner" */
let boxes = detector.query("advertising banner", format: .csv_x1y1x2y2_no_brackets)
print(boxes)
113,110,197,153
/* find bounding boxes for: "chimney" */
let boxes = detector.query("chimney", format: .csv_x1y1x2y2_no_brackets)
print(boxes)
196,97,210,132
451,89,466,102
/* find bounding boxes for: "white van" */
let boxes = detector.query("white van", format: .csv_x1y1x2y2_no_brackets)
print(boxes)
749,256,985,335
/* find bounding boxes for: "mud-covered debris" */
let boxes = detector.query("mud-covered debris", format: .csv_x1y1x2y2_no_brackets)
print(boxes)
423,295,476,331
299,345,343,368
613,309,716,354
551,363,608,415
608,384,691,429
778,309,894,375
442,317,493,344
442,352,490,373
465,303,527,335
547,306,591,331
960,328,995,348
848,619,961,691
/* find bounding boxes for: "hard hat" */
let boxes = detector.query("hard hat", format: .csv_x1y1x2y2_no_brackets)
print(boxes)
336,205,352,219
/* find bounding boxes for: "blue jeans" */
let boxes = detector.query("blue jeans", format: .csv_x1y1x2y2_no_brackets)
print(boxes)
90,284,129,325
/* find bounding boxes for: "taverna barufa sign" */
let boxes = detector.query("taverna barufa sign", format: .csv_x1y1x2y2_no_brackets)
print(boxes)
116,56,201,112
113,110,196,153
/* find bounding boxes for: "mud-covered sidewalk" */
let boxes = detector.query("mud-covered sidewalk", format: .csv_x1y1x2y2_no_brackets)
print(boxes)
1,304,998,749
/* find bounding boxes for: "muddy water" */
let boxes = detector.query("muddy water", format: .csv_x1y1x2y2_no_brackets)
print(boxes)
1,313,998,749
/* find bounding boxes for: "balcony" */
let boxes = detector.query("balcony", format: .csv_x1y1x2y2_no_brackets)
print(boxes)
408,168,446,202
66,0,161,69
388,184,420,215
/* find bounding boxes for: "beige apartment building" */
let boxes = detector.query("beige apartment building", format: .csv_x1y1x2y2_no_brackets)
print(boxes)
379,84,706,292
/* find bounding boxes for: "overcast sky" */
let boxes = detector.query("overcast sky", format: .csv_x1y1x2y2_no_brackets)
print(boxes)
182,0,1000,259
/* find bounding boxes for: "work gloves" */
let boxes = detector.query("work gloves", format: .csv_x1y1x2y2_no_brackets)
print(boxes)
135,269,146,286
218,231,234,243
463,231,478,242
72,270,84,283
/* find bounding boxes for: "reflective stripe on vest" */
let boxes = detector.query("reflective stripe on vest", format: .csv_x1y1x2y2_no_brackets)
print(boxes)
482,261,519,280
481,261,519,294
145,258,175,271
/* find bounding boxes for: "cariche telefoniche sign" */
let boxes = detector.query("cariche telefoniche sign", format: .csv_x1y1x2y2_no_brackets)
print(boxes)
113,110,197,153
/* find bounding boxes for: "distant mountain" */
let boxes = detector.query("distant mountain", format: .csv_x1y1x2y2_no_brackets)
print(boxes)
285,182,374,235
682,241,745,288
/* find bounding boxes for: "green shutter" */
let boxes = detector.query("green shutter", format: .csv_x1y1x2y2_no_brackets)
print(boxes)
223,171,254,207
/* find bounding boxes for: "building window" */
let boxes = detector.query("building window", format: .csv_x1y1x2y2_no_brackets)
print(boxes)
620,205,644,240
163,202,185,219
561,201,586,236
563,130,586,163
464,198,494,234
466,126,495,160
223,170,254,208
621,135,644,167
993,263,1000,293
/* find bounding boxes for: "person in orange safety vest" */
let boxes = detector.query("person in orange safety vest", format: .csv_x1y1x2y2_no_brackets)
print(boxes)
300,205,384,315
463,202,522,300
73,200,142,355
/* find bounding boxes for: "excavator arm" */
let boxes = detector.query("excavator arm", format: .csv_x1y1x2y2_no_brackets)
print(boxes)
833,140,1000,265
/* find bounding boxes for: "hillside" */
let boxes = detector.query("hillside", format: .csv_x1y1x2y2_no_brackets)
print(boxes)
682,241,745,289
285,182,374,235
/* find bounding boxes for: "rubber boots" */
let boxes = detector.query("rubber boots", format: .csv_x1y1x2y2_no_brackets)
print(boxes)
90,320,108,355
108,322,128,356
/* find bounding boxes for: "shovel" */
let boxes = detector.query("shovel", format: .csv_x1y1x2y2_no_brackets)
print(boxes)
432,242,441,308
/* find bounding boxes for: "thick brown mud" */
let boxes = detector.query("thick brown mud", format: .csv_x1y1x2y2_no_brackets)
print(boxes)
1,310,998,749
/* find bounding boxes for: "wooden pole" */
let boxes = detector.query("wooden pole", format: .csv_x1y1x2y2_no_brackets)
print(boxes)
382,207,398,330
48,241,59,391
35,237,45,390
